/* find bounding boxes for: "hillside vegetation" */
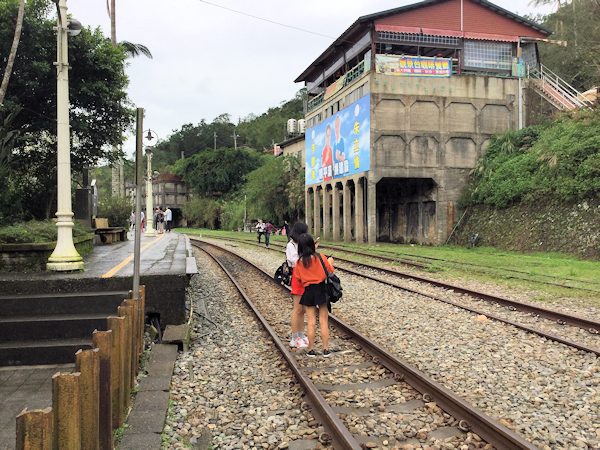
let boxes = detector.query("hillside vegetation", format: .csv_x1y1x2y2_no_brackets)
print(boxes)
455,109,600,259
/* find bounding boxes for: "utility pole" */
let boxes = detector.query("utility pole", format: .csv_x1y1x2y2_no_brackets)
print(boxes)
213,131,217,150
233,127,239,150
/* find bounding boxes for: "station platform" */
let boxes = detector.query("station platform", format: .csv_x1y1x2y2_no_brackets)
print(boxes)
1,231,196,326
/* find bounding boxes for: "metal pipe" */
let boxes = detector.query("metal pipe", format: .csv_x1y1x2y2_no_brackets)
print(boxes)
132,108,144,299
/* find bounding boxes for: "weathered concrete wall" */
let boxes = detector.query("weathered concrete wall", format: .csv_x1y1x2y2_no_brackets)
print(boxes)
369,73,519,243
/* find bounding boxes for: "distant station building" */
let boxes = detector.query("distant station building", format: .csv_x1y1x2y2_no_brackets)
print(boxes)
296,0,557,245
126,173,190,226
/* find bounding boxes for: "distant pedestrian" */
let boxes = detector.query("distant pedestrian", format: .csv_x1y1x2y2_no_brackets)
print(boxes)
281,220,290,241
292,233,335,358
265,221,274,248
141,210,146,233
157,207,165,234
164,206,173,232
130,211,135,232
256,219,265,243
154,207,160,231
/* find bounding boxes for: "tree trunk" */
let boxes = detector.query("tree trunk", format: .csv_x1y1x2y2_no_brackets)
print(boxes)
0,0,26,107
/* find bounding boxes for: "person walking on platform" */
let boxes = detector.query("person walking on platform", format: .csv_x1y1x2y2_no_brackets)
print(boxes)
157,207,165,234
265,221,274,248
154,207,160,231
286,222,309,349
292,233,335,357
141,210,146,233
165,206,173,232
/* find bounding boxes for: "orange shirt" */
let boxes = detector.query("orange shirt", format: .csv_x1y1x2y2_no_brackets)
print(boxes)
292,253,334,287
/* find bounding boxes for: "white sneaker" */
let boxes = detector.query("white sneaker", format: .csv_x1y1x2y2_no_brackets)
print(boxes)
295,337,308,348
289,338,297,348
301,336,309,347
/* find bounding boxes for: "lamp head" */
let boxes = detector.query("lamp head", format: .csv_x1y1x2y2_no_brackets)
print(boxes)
67,18,82,37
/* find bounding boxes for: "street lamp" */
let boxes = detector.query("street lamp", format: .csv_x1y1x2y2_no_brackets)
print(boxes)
143,129,158,237
47,0,84,271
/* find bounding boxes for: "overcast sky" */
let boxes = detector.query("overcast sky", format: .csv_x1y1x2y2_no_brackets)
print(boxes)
68,0,553,156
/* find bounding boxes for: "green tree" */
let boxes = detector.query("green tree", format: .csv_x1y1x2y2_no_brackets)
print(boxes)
172,148,263,197
244,155,304,224
0,0,25,106
0,0,133,219
537,0,600,90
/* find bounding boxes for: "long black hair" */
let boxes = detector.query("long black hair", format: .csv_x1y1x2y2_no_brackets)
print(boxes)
289,222,308,243
297,233,316,267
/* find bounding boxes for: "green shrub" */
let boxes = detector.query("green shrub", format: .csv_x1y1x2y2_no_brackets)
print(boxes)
0,220,91,244
182,197,220,228
98,196,132,228
463,109,600,208
220,198,245,231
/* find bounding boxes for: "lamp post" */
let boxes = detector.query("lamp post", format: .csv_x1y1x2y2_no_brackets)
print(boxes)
143,129,158,237
47,0,84,272
144,147,156,236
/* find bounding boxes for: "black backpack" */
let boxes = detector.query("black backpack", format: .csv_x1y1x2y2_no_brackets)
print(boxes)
317,254,342,303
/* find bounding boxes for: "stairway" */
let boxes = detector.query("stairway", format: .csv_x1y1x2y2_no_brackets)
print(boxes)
528,64,594,111
0,290,129,366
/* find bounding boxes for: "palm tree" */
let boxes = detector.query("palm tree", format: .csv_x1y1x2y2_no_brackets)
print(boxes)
120,40,153,59
0,0,26,107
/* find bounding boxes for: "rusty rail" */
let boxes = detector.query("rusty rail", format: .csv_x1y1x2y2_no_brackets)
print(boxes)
191,239,540,450
15,287,146,450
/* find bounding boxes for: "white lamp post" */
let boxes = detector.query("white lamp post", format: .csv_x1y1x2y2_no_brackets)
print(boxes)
143,129,158,237
144,146,156,236
47,0,84,271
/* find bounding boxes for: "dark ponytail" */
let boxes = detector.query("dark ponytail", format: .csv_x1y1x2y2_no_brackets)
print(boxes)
297,233,316,267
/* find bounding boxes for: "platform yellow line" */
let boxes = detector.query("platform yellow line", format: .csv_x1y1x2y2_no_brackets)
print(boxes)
101,234,166,279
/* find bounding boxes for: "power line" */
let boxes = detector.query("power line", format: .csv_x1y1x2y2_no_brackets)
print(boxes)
194,0,337,40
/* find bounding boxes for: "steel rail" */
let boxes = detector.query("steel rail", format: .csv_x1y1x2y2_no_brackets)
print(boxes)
337,265,600,356
196,235,600,334
191,238,540,450
194,242,362,449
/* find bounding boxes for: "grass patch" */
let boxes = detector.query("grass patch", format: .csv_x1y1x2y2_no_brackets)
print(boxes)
0,220,91,244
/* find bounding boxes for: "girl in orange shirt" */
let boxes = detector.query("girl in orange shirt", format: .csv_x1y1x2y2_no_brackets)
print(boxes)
292,233,335,357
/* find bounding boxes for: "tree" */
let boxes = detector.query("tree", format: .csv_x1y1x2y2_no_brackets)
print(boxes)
172,148,263,197
537,0,600,90
0,0,25,106
244,155,304,223
0,0,133,219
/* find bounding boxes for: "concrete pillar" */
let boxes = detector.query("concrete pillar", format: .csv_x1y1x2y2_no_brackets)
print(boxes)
367,179,377,243
305,189,313,232
322,184,331,240
313,187,321,237
343,181,352,242
332,183,340,241
355,177,365,243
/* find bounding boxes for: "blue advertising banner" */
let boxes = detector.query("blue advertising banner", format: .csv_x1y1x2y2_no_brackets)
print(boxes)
305,95,370,185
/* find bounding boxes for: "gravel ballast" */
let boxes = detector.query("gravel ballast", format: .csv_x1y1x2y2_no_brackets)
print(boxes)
198,237,599,450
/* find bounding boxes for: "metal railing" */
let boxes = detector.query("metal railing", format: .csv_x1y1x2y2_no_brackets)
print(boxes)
528,63,593,110
307,59,368,113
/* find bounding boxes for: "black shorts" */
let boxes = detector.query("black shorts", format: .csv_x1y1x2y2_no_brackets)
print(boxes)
300,282,328,307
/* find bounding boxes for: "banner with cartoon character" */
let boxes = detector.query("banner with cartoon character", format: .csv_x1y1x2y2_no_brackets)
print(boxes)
305,94,370,185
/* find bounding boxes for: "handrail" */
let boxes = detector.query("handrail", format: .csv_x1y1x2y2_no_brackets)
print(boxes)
528,63,593,110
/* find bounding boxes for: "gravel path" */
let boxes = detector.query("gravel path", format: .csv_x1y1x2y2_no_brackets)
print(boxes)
199,237,600,450
162,249,324,449
338,262,600,352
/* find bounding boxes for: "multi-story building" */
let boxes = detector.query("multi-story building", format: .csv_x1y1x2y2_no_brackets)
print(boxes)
296,0,561,244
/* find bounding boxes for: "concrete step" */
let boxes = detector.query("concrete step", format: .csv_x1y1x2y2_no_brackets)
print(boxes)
0,290,129,317
0,314,108,341
0,338,92,366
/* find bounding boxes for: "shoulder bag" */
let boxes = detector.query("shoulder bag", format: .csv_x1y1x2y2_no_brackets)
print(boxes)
317,254,342,303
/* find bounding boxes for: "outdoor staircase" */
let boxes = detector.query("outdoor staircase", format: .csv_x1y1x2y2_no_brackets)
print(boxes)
0,290,129,365
528,63,595,111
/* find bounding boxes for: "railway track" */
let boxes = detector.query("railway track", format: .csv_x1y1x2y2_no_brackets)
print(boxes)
190,234,600,356
318,243,600,294
208,234,600,294
191,238,540,449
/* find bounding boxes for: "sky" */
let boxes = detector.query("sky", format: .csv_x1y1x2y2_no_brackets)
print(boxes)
67,0,553,156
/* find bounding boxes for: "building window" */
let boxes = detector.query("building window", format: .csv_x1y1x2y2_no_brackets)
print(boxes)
464,40,513,71
521,43,538,70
